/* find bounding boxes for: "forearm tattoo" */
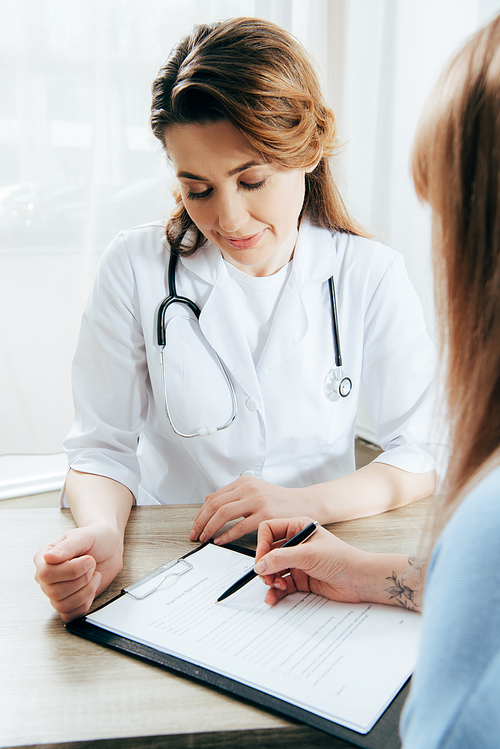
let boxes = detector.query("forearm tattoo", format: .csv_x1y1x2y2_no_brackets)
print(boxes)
384,556,424,612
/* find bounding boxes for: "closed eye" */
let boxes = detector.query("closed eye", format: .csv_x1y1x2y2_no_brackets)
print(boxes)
241,179,266,191
186,187,212,201
186,178,267,201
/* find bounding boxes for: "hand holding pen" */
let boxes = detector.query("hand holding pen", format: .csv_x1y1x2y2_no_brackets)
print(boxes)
217,520,319,602
252,516,375,607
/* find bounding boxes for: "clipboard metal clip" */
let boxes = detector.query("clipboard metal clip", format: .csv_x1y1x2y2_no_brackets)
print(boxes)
125,558,193,600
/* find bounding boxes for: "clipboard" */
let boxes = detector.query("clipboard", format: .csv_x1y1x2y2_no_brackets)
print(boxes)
66,542,410,748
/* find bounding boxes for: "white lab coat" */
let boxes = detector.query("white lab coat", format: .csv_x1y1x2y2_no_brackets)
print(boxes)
63,217,440,505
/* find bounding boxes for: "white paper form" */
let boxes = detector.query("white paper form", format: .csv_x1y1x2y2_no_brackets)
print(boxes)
86,543,420,733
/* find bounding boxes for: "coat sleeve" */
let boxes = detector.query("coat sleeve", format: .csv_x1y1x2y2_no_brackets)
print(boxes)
399,467,500,748
62,232,150,500
360,253,446,476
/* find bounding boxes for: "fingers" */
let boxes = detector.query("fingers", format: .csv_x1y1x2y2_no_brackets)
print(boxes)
37,553,102,621
213,516,261,545
191,476,269,541
40,527,97,564
34,527,99,593
255,543,312,578
191,478,305,543
255,548,288,576
191,495,255,543
53,571,102,622
34,523,126,622
255,518,318,606
264,587,287,606
191,494,221,541
34,527,103,621
255,517,314,561
190,487,238,541
35,552,95,586
254,518,320,600
263,574,300,606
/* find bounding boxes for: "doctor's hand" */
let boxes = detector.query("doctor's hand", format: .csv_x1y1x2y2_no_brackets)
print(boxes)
190,476,314,545
34,522,124,622
253,517,373,606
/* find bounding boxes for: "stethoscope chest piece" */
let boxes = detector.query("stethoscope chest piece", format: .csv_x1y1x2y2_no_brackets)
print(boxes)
324,366,352,401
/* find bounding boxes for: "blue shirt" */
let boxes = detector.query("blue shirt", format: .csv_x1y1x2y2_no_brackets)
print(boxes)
400,465,500,748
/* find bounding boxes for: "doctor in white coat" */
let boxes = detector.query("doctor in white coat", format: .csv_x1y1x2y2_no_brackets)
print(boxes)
34,17,439,622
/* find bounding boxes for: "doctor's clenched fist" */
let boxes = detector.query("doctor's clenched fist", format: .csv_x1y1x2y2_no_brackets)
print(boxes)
34,523,124,622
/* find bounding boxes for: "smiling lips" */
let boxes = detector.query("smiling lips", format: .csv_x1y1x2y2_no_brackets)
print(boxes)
223,229,266,249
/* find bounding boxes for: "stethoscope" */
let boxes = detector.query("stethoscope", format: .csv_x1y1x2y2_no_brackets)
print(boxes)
157,253,352,438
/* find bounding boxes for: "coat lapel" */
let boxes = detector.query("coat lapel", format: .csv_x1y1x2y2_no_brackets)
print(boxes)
256,220,339,382
198,269,262,399
255,277,308,382
179,247,262,399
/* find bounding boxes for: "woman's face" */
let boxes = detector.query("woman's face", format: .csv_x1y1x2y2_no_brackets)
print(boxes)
164,120,307,276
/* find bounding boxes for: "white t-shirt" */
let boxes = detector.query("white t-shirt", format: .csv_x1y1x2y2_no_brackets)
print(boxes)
226,261,292,366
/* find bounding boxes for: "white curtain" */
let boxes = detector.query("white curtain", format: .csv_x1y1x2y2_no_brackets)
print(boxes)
338,0,500,442
1,0,499,496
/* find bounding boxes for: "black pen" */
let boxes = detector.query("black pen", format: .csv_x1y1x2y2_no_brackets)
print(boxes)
216,520,319,603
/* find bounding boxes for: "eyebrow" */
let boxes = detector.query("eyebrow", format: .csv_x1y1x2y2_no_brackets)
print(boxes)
177,161,263,181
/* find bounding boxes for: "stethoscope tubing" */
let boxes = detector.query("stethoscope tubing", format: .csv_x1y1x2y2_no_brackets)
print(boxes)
328,276,343,368
157,253,238,438
157,254,201,345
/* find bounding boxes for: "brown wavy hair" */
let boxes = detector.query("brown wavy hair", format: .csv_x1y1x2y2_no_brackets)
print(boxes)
412,15,500,523
150,17,367,256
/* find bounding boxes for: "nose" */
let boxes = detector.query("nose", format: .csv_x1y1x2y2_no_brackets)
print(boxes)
216,192,248,234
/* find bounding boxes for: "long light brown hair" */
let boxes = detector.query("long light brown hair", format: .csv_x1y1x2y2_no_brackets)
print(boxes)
412,15,500,523
150,17,367,255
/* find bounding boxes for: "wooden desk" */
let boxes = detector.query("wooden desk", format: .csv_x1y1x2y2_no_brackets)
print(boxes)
0,499,433,749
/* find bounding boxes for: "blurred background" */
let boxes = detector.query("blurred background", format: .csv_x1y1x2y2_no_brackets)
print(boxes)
1,0,499,500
